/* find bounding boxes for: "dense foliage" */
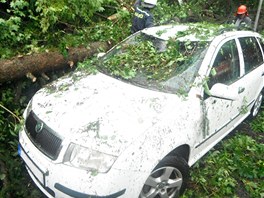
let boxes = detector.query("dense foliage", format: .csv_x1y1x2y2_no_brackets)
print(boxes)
0,0,131,58
0,0,263,197
1,0,263,59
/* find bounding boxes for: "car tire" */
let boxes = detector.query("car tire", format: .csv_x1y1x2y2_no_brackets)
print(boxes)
139,156,189,198
249,91,263,119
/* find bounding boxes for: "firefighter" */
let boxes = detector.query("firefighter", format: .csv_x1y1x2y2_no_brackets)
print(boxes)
234,5,252,28
131,0,157,33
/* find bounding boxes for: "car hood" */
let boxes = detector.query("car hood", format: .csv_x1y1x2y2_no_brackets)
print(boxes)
31,71,185,156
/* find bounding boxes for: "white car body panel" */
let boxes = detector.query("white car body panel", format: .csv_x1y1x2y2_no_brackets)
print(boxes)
30,72,196,157
19,71,201,197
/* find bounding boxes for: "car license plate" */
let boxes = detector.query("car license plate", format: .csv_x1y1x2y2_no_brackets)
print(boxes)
19,144,46,186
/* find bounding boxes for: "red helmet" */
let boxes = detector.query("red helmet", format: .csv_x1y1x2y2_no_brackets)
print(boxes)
237,5,248,14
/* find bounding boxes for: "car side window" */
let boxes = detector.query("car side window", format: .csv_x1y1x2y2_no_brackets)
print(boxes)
208,39,240,89
257,37,264,55
239,37,264,73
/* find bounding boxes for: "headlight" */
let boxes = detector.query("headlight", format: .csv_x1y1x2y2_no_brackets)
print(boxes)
63,143,117,173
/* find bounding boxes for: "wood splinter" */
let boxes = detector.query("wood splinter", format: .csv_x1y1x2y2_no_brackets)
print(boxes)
26,72,37,82
41,72,50,81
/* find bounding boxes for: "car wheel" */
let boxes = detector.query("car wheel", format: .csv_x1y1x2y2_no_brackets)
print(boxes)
139,156,189,198
250,92,263,118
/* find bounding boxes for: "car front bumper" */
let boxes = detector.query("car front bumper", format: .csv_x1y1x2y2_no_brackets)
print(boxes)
18,129,146,198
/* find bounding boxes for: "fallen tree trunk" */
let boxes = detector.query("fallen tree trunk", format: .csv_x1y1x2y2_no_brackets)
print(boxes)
0,41,111,84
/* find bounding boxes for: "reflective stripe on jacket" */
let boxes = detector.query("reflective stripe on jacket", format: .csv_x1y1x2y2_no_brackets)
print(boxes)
131,7,154,33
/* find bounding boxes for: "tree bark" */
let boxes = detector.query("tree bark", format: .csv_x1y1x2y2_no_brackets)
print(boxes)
0,42,111,84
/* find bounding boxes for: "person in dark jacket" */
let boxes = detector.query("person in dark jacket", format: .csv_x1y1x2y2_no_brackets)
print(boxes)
131,0,157,33
234,5,252,29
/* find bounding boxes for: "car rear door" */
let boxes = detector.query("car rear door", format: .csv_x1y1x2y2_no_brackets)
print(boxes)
237,36,264,102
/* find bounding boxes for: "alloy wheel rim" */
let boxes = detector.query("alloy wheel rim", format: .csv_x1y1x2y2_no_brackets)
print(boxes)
140,166,183,198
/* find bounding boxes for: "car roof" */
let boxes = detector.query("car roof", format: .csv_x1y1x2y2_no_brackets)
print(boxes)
141,23,261,41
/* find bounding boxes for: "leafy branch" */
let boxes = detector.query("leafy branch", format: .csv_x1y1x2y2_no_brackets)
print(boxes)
0,103,21,122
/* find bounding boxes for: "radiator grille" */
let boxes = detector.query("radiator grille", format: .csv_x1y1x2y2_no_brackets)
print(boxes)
25,111,62,160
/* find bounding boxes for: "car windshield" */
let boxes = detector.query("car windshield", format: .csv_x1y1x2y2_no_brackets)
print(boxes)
98,31,209,94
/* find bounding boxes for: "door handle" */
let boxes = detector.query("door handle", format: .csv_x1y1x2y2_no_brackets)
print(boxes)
238,87,245,94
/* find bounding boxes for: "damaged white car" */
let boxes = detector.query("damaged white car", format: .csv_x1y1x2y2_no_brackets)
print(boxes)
18,23,264,198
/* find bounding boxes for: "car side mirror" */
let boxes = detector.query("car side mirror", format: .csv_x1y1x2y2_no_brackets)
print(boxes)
209,83,239,101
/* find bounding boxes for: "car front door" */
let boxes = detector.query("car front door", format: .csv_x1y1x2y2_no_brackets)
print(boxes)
199,38,246,149
199,36,264,150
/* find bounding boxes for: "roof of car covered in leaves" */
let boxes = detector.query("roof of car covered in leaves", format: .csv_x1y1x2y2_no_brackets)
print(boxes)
141,23,239,41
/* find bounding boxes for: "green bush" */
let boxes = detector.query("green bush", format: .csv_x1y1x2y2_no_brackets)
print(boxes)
250,109,264,132
0,0,125,58
0,82,45,197
183,131,264,198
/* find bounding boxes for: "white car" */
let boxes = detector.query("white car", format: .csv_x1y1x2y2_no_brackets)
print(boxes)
18,23,264,198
